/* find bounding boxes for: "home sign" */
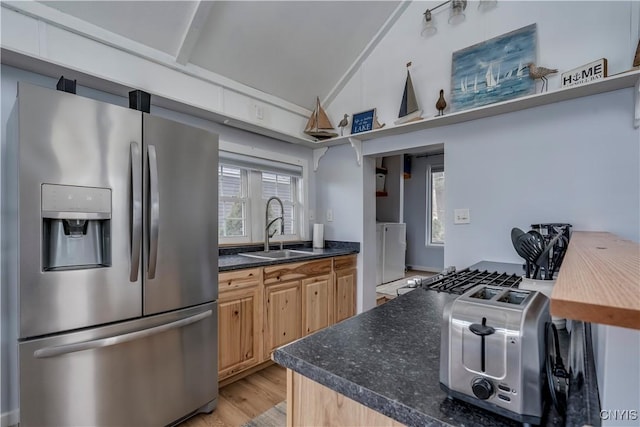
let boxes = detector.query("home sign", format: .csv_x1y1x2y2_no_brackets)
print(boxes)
560,59,608,88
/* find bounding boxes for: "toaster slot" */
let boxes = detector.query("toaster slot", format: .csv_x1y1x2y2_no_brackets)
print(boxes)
497,290,529,305
469,287,501,300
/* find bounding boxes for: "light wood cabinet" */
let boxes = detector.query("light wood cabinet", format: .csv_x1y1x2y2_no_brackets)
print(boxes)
302,274,332,335
264,280,302,357
263,259,332,359
334,255,357,323
218,268,262,381
218,255,358,383
287,369,403,427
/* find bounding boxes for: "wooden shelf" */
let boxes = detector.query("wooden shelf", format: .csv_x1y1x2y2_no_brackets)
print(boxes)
317,70,640,148
375,167,387,174
375,191,388,197
550,231,640,330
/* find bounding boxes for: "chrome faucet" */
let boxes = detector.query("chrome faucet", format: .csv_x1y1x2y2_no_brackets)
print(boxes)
264,196,284,252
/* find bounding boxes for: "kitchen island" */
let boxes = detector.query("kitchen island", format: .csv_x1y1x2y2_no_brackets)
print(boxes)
273,284,596,426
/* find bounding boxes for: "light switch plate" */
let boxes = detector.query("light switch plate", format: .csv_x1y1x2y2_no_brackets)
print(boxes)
454,208,470,224
326,209,333,222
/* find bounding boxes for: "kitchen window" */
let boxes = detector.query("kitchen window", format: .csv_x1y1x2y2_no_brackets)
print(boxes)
428,166,445,245
218,165,249,242
218,150,303,245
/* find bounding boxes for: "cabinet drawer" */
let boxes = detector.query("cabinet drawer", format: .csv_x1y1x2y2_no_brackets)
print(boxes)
334,255,357,271
264,259,332,286
219,268,261,293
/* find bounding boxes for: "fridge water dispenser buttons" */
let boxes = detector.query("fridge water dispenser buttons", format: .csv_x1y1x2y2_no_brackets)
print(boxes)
42,184,111,217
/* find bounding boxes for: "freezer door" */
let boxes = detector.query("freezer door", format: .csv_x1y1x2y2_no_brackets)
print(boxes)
142,114,218,315
19,302,218,427
14,83,142,338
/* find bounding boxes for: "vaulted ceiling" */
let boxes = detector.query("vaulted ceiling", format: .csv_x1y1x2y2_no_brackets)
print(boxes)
40,1,402,111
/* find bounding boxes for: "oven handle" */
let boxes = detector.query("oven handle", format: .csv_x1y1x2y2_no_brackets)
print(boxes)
33,310,212,359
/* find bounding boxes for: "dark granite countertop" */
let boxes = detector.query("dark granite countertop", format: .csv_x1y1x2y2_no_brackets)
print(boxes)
218,241,359,272
273,286,576,427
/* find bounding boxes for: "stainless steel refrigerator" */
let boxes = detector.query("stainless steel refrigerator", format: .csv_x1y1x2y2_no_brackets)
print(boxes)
4,82,218,426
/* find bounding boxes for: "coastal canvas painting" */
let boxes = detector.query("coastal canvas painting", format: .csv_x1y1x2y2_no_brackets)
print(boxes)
451,24,537,112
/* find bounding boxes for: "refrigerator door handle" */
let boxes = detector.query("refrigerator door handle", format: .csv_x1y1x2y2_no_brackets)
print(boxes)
130,142,142,282
147,145,160,279
33,310,212,359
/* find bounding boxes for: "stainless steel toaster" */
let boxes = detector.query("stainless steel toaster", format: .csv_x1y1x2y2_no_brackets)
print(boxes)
440,285,550,424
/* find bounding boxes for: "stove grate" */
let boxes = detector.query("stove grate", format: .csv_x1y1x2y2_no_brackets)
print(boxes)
425,269,522,295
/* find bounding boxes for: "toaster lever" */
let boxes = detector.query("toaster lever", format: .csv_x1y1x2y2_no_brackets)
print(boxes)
469,323,495,336
470,318,494,373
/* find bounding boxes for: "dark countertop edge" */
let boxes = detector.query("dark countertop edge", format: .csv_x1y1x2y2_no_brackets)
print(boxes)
565,321,601,427
219,240,360,255
218,242,359,272
272,350,448,427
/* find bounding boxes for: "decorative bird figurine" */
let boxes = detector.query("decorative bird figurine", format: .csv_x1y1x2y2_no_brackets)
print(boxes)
526,62,558,92
337,114,349,136
435,89,446,116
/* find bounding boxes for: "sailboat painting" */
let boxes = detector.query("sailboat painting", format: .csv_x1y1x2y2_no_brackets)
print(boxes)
450,24,537,112
395,62,423,125
304,97,338,140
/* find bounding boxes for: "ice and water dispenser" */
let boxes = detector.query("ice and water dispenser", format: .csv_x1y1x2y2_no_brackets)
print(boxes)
41,184,112,271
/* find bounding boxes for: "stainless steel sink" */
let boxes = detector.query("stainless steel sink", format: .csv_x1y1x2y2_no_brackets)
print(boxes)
238,249,314,260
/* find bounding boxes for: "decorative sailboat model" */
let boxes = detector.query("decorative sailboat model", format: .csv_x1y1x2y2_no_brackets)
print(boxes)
304,97,338,140
395,62,423,125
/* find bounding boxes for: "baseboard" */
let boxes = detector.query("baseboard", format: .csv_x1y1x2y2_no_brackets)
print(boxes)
406,265,441,273
218,359,274,388
1,409,19,427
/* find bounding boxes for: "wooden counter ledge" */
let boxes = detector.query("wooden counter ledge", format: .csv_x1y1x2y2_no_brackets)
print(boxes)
551,231,640,330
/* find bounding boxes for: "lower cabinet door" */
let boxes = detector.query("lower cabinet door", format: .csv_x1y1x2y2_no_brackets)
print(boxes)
218,286,262,380
302,275,332,335
335,268,357,323
265,280,301,357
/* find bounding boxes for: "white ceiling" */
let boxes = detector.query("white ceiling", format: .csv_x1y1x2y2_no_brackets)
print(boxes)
39,1,401,110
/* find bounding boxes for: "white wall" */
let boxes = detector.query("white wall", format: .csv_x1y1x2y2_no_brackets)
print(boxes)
315,144,376,313
595,324,640,427
328,1,638,124
321,0,640,417
0,64,315,424
442,90,639,267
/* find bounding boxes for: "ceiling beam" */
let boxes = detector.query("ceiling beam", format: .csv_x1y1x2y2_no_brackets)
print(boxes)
175,0,214,65
2,1,311,117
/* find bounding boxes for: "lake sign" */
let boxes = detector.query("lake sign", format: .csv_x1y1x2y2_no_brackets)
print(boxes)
351,109,376,134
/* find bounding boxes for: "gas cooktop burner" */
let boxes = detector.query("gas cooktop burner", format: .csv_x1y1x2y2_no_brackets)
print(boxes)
420,268,522,295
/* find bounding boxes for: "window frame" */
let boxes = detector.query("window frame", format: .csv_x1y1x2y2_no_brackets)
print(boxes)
218,141,308,246
426,164,445,247
218,165,251,244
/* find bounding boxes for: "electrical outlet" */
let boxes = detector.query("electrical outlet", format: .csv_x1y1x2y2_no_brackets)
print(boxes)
454,208,470,224
326,209,333,222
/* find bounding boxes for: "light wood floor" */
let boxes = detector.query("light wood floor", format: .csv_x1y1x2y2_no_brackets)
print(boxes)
179,364,287,427
376,269,436,305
